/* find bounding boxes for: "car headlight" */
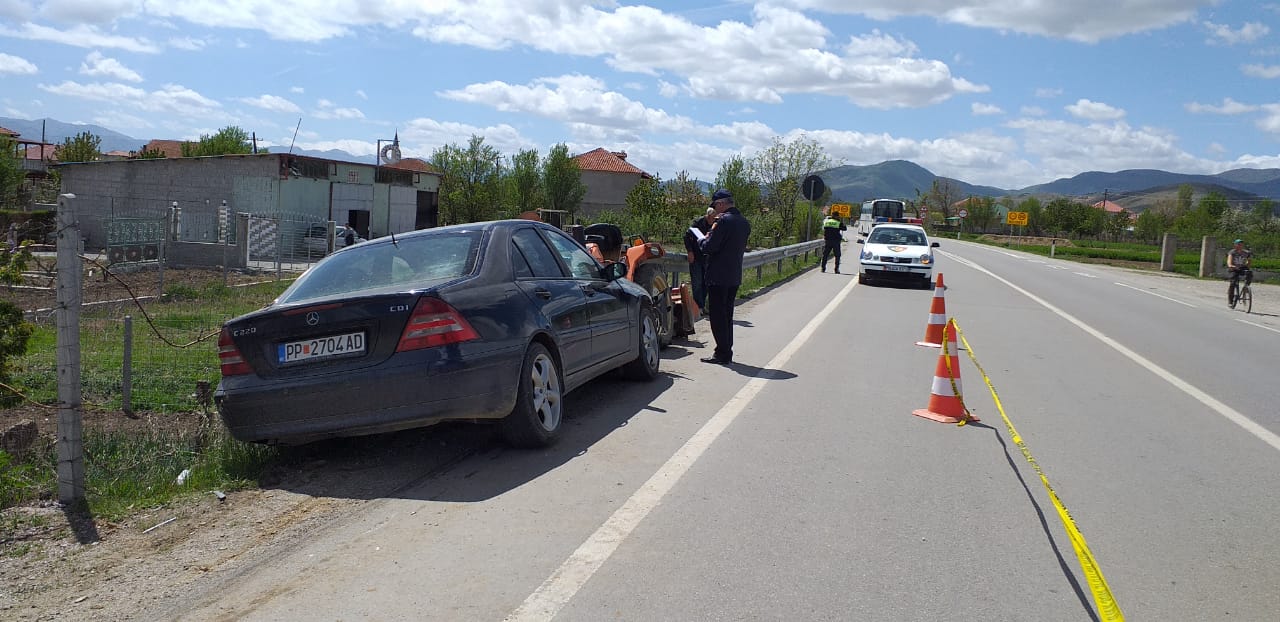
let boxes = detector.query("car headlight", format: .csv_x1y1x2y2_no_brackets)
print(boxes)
919,254,932,265
861,250,872,260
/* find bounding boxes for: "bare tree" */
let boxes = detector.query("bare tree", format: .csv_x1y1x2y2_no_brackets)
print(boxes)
747,135,839,240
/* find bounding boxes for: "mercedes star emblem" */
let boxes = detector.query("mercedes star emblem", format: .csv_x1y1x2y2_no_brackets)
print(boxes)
306,312,319,326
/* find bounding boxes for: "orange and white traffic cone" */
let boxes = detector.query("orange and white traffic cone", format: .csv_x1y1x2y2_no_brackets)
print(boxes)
916,273,948,347
912,319,978,424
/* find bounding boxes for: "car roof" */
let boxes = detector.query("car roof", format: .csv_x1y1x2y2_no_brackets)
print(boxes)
871,223,926,233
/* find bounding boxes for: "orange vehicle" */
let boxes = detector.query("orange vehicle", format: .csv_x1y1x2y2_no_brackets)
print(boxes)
579,223,695,348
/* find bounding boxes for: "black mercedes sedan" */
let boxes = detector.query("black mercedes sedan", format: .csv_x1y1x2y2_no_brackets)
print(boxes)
215,220,660,447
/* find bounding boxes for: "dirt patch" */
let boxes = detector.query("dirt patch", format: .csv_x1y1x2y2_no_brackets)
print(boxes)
978,234,1075,247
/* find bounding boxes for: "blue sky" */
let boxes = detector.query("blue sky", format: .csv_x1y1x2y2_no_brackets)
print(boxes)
1,0,1278,190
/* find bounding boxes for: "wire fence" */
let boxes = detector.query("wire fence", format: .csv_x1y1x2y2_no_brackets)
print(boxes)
8,268,292,414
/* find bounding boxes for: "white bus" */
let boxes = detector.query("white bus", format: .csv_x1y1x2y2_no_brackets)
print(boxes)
857,199,907,236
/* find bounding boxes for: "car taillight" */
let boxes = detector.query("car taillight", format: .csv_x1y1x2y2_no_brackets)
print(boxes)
218,327,252,376
396,297,480,352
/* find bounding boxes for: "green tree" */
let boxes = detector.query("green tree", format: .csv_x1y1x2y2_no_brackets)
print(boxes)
624,175,667,238
542,143,586,219
430,135,502,225
1175,183,1194,216
54,131,102,163
923,178,962,221
747,135,839,241
1018,196,1045,236
506,148,545,215
1134,209,1169,243
1250,199,1276,236
0,241,32,402
964,196,998,233
0,136,24,207
181,126,260,157
1104,210,1131,240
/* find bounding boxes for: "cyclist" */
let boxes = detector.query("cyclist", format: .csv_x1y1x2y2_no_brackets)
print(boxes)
1227,238,1253,303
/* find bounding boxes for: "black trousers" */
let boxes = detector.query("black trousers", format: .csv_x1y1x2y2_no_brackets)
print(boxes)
822,242,841,270
706,284,739,361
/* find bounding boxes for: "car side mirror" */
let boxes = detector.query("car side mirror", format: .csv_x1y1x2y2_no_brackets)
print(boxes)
602,261,628,281
931,242,940,248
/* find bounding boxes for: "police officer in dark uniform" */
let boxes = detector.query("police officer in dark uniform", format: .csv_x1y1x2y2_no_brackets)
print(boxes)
820,212,847,273
699,189,751,365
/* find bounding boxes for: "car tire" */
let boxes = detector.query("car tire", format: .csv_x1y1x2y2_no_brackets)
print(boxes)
858,273,870,285
634,264,674,349
622,304,660,381
499,342,563,448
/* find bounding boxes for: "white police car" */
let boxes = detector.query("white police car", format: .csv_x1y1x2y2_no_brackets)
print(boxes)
856,223,939,288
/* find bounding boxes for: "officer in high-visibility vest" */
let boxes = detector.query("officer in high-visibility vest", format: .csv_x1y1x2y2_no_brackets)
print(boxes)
821,213,847,273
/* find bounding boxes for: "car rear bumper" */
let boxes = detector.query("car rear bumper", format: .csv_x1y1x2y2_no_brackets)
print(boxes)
215,348,521,444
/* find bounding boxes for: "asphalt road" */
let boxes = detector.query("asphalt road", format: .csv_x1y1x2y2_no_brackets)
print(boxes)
159,241,1280,621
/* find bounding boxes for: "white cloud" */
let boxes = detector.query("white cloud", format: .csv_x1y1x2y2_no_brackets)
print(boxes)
355,89,367,100
1185,98,1258,115
238,94,302,114
1007,117,1213,182
1204,21,1270,45
79,50,142,82
314,99,365,120
1065,98,1125,121
37,80,223,117
0,52,38,75
400,117,537,158
1034,87,1063,98
1259,104,1280,135
1207,142,1226,154
774,0,1203,43
0,22,159,53
1020,105,1047,117
971,102,1003,116
658,81,679,98
1242,64,1280,79
168,36,206,50
92,111,152,131
39,0,138,25
290,86,305,94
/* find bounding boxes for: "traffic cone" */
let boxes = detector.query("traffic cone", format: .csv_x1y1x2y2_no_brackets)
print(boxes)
912,319,978,424
916,273,948,347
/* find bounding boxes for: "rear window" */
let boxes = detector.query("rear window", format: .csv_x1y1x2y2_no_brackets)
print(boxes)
278,230,482,303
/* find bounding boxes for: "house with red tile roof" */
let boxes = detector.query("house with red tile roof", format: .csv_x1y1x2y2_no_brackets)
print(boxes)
138,139,185,158
1092,199,1127,214
573,148,652,217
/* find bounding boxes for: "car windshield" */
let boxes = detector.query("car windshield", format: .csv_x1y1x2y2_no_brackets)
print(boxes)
868,228,926,246
278,230,482,303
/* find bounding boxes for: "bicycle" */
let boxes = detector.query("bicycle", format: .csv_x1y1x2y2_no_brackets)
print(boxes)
1227,268,1253,313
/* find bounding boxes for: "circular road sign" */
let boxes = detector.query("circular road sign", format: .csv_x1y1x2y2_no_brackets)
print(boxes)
801,175,825,201
958,208,969,218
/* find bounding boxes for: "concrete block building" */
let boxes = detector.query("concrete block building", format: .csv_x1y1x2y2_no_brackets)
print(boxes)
56,153,442,253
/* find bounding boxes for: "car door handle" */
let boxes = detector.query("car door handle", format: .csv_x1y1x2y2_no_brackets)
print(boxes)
579,284,597,296
534,288,552,300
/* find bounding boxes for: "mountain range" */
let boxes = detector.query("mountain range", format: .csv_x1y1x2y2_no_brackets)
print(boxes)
5,117,1279,208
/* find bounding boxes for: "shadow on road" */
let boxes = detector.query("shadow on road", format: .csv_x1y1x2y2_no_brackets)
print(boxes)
971,421,1101,622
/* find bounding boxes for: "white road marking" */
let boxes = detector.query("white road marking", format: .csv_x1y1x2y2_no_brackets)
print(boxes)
1113,282,1197,308
1237,318,1280,335
953,254,1280,453
504,271,861,622
1075,272,1098,278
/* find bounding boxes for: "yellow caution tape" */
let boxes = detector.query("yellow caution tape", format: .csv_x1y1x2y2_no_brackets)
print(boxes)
948,319,1125,622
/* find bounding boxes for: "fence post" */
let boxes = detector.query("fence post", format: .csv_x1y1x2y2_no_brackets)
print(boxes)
55,193,85,505
122,315,133,415
1198,236,1218,278
1160,233,1177,272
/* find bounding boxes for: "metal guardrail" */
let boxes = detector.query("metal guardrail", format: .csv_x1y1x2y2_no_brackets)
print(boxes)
656,239,825,284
